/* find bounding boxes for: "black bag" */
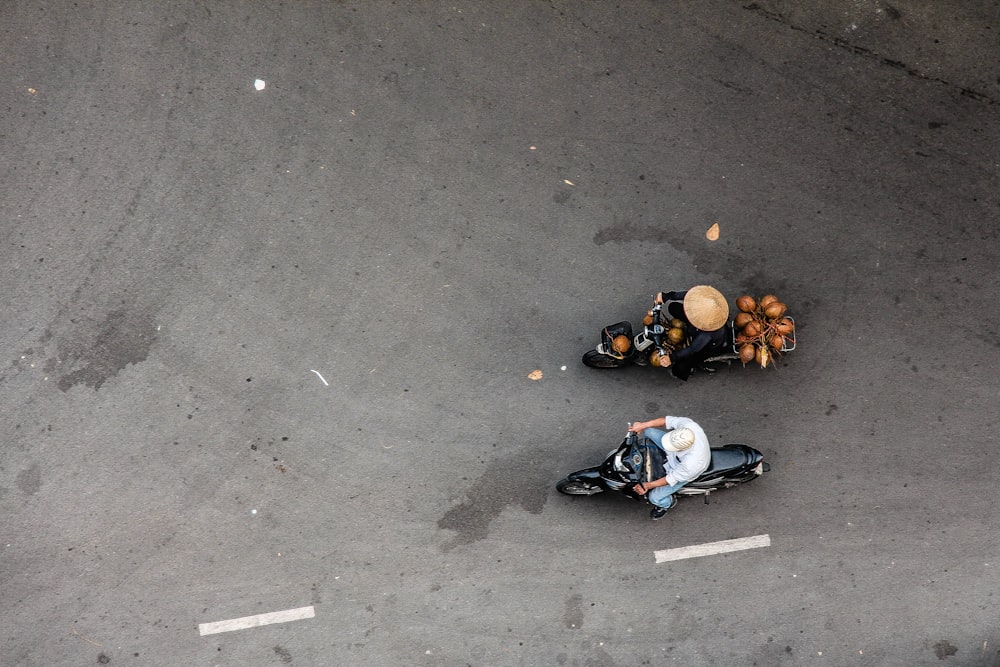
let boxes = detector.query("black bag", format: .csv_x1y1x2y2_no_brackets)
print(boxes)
623,437,667,483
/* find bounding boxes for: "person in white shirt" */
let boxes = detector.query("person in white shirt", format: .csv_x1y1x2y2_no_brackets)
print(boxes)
628,415,711,520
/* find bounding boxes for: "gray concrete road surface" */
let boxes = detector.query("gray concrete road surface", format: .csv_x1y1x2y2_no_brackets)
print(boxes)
2,1,999,665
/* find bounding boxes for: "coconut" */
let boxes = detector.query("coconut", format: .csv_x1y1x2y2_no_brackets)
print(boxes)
734,312,754,328
669,318,685,329
759,294,779,308
768,333,785,351
742,320,762,337
775,317,795,335
763,301,787,319
612,335,631,354
736,295,757,313
739,343,756,365
667,327,685,345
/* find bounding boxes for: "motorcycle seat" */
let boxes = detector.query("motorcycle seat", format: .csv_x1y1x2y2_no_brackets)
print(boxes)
703,445,756,475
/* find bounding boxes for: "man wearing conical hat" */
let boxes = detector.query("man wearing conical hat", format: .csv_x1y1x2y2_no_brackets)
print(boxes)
654,285,730,380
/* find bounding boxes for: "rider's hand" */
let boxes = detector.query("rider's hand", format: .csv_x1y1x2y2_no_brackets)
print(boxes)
654,292,665,305
634,483,647,495
628,422,645,433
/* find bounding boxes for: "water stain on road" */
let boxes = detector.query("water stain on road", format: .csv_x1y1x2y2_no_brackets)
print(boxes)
273,645,293,664
56,307,157,391
437,456,549,549
933,640,957,660
593,219,675,246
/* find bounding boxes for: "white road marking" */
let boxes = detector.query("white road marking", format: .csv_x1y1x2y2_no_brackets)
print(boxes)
198,605,315,636
654,534,771,564
310,369,329,386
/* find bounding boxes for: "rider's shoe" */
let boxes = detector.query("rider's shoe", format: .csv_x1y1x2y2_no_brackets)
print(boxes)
649,497,676,520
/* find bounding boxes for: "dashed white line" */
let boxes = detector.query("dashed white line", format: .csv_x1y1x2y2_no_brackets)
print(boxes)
654,534,771,564
198,605,315,636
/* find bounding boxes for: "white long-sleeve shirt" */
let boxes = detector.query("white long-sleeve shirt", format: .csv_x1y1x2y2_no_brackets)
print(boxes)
660,416,711,486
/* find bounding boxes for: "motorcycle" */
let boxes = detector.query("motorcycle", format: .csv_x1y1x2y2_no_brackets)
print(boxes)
581,300,796,371
556,427,769,509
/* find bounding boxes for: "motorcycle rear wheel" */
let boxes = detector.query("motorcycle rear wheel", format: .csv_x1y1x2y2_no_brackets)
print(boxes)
582,350,628,368
556,477,605,495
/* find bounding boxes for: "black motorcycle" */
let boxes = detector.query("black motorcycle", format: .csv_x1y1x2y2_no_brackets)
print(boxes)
556,428,769,509
582,301,795,370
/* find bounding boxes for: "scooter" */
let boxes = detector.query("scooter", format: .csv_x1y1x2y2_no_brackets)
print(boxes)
556,427,769,510
581,301,795,370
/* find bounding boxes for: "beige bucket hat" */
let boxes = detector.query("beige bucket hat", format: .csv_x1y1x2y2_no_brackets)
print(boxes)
683,285,729,331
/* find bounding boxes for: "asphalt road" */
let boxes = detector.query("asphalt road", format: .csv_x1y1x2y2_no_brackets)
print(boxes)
2,1,999,665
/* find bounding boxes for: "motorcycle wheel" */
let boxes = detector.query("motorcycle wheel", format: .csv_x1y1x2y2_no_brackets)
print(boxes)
582,350,628,368
556,477,605,495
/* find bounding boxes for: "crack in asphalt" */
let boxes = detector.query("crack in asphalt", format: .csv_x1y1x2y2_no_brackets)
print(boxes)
742,2,997,105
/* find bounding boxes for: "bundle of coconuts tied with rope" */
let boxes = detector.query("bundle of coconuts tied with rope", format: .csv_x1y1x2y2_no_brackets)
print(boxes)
734,294,795,368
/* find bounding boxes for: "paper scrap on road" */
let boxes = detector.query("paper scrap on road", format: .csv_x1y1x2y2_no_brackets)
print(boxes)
527,369,543,380
254,78,266,91
706,222,720,240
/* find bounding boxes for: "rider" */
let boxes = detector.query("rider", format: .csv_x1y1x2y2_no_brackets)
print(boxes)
654,285,730,380
628,415,711,520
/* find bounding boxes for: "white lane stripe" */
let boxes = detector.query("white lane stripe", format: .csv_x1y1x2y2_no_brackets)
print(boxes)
654,534,771,564
198,606,315,636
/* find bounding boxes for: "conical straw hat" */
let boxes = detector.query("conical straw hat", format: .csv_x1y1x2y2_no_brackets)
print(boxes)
683,285,729,331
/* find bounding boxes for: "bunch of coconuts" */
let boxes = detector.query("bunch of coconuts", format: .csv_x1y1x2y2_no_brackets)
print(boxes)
651,317,689,366
640,311,689,366
734,294,795,368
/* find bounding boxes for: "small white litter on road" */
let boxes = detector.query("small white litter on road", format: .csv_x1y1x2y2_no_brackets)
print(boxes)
254,79,266,91
654,534,770,564
310,369,329,386
198,606,315,636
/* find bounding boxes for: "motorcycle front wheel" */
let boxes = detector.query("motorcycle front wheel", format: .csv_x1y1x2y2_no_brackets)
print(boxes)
556,477,605,495
582,350,628,368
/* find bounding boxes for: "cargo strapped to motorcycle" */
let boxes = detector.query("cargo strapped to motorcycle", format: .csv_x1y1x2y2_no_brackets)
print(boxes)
600,321,634,360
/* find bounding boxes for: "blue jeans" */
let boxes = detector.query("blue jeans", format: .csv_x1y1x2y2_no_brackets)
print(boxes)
643,428,688,509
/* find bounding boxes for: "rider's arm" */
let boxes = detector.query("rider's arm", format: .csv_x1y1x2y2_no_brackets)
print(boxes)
629,417,666,433
668,331,712,363
633,475,668,495
656,290,687,304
